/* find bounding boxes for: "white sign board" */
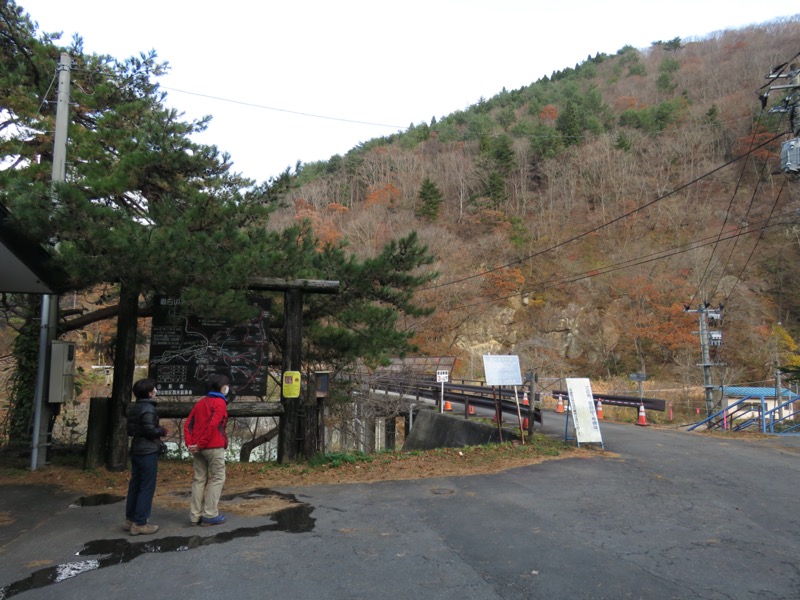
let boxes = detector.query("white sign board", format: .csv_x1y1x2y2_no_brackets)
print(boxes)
565,378,603,446
436,370,449,383
482,355,522,386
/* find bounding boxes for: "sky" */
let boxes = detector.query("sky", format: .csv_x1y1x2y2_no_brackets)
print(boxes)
18,1,800,184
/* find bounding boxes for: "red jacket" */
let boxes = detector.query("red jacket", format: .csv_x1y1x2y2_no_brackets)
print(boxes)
184,393,228,450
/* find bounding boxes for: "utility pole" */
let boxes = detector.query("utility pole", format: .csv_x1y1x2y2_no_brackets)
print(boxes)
30,52,70,470
685,303,723,417
764,62,800,172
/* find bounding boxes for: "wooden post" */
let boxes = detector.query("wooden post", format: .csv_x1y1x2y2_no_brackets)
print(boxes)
278,287,303,463
384,417,396,450
83,397,110,470
527,374,536,435
249,278,338,464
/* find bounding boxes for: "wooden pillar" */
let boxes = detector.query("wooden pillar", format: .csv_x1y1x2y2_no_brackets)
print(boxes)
247,278,339,463
278,288,303,463
84,397,110,470
384,417,396,450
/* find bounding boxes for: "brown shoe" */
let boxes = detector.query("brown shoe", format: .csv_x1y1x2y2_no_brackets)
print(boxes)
130,523,159,536
123,520,133,531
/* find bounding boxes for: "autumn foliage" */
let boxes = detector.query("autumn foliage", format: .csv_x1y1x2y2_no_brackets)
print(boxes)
482,267,525,300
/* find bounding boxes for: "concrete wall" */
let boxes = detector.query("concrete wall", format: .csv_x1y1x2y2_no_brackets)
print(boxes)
402,408,518,451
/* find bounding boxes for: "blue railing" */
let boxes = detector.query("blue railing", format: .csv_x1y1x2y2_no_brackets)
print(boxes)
688,394,800,434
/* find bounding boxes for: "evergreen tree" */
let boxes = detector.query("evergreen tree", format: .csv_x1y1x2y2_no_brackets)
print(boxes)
489,135,516,176
304,231,436,369
484,172,508,208
0,2,438,465
556,100,582,146
415,177,443,221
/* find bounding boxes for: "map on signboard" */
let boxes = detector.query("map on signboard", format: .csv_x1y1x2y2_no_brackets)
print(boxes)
147,296,270,397
483,355,523,386
565,377,603,446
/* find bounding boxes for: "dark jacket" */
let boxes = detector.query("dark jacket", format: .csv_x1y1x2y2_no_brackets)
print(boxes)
127,398,166,455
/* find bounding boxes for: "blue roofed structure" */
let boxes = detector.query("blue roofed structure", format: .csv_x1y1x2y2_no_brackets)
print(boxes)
720,386,799,401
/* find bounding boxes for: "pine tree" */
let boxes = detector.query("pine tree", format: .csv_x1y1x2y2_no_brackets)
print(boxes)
0,2,438,465
415,177,443,221
556,100,582,146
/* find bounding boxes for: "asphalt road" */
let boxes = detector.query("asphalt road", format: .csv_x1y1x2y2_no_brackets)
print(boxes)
2,413,800,599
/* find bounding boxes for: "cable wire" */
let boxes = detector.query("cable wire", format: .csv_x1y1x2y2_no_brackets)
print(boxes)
422,132,785,292
429,210,795,313
161,86,407,129
722,177,788,305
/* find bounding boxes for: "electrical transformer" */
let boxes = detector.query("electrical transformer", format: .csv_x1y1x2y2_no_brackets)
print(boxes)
780,137,800,173
49,341,76,403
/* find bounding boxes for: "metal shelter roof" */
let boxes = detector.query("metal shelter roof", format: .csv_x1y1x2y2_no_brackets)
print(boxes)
0,202,70,294
720,386,799,401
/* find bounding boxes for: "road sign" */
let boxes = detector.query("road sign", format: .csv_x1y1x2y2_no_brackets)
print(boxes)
436,370,449,383
629,373,648,382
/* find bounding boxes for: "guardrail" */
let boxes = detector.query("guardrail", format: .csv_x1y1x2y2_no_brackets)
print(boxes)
551,390,667,412
370,377,543,424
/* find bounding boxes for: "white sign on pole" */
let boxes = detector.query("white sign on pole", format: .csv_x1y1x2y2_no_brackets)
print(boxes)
482,355,523,386
565,378,603,446
436,370,449,383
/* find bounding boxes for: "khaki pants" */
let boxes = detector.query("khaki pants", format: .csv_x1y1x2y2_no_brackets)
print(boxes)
190,447,226,521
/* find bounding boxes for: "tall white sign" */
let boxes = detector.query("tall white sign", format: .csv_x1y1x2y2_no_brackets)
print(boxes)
565,378,603,446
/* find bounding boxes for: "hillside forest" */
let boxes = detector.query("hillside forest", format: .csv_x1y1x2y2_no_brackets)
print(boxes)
3,10,800,444
265,17,800,399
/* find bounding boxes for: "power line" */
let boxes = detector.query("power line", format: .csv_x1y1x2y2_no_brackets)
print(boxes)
722,177,788,306
432,210,796,313
686,121,763,307
704,156,773,303
161,86,408,130
696,48,800,304
422,131,786,292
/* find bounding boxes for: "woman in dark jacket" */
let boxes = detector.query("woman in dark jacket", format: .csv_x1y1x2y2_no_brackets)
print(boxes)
125,378,167,536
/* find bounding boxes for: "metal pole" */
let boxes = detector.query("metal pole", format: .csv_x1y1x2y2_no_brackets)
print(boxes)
30,296,51,469
31,52,71,470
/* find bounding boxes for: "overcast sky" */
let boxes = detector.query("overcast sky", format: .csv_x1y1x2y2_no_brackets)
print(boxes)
18,1,800,183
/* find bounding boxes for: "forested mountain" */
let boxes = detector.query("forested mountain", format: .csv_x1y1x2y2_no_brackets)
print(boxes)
269,17,800,390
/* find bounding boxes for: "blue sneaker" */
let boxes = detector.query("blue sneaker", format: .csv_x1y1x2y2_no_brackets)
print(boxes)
200,514,227,527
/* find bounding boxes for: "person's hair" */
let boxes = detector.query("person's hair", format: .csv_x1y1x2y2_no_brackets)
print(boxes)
133,378,157,399
208,374,230,393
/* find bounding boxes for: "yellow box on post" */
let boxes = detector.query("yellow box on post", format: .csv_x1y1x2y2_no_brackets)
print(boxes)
282,371,301,398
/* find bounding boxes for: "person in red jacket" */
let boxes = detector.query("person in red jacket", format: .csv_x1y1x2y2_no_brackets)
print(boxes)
184,374,230,526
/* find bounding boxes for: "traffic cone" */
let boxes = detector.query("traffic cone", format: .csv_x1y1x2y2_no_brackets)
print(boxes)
636,404,648,426
556,394,564,413
522,391,529,406
596,399,604,420
444,400,452,411
467,404,476,416
522,417,529,429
